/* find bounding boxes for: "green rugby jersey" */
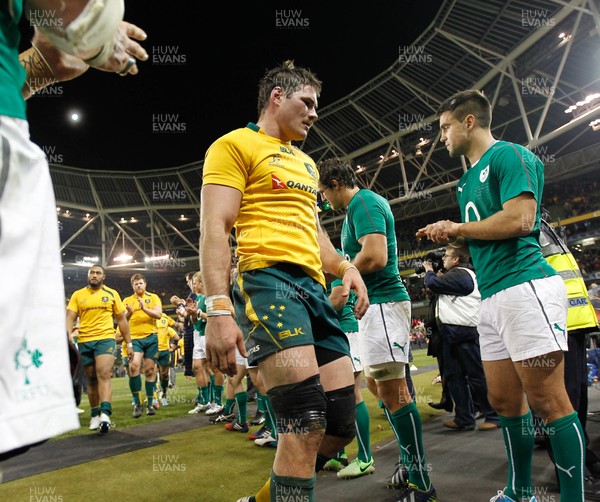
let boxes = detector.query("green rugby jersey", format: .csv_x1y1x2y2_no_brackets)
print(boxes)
194,294,207,336
456,140,556,299
0,1,27,119
341,189,410,304
328,278,358,333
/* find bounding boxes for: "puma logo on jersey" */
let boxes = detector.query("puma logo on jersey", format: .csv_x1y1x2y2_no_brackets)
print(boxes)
457,183,466,193
271,174,288,190
479,165,489,183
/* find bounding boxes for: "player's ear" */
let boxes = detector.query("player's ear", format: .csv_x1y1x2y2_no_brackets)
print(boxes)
464,113,476,131
272,86,284,103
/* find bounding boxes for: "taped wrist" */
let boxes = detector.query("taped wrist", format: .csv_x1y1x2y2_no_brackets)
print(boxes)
35,0,124,57
268,374,327,435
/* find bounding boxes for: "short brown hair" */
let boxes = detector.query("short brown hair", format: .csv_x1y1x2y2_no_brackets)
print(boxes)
257,60,322,117
130,273,146,285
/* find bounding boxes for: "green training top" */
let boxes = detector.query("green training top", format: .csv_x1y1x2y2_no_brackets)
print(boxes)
0,1,27,120
456,140,556,299
194,294,207,336
341,189,410,304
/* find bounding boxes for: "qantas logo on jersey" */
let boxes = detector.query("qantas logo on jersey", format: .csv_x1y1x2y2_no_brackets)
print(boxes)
479,165,490,183
286,180,317,195
271,174,288,190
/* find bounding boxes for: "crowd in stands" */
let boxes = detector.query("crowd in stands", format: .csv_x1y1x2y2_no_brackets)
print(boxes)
62,174,600,316
574,247,600,276
544,178,600,220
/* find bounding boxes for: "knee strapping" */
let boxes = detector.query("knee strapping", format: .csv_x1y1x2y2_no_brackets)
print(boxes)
268,374,327,435
325,385,356,439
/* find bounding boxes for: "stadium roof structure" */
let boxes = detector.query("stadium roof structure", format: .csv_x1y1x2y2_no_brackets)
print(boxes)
52,0,600,270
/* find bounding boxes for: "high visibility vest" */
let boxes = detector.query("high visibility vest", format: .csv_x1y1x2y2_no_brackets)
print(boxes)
540,220,598,332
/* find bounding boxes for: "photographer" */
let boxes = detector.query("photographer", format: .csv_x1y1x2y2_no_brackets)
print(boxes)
423,245,499,431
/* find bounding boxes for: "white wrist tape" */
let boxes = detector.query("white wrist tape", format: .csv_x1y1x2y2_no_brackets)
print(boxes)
37,0,124,57
83,41,114,67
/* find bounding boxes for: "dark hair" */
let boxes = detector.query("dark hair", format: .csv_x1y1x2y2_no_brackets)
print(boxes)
436,90,491,129
316,157,358,189
89,264,105,273
257,60,322,117
185,271,196,281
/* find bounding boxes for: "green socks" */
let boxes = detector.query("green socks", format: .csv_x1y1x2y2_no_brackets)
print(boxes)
389,402,431,491
257,392,266,413
498,412,535,500
224,398,236,415
355,400,371,463
547,412,585,502
214,385,224,406
145,380,156,406
264,394,278,439
235,391,248,423
129,374,142,404
270,470,315,502
198,385,209,405
99,402,111,416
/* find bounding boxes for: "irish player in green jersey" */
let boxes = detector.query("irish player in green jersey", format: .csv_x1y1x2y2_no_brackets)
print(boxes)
2,0,146,460
417,90,583,502
318,159,436,501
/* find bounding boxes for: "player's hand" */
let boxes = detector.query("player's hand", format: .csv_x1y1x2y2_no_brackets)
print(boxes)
137,297,144,309
30,28,89,82
416,220,458,243
205,316,247,377
70,328,79,340
126,347,134,361
126,304,134,314
170,295,182,305
341,267,370,320
93,21,148,75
